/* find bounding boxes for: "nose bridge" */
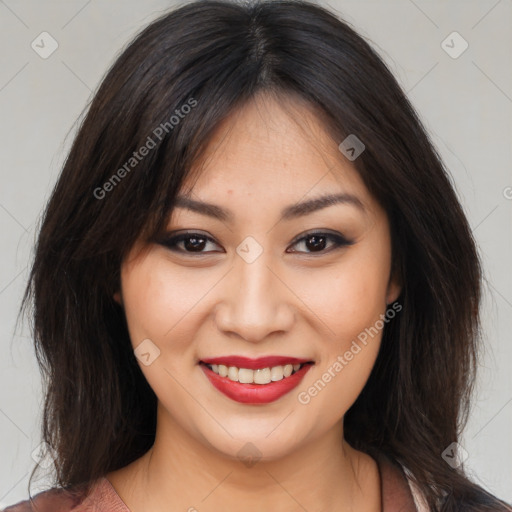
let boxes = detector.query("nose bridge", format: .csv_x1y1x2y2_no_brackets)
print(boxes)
216,243,293,342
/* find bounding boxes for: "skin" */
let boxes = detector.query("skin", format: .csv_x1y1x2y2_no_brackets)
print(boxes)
107,91,401,512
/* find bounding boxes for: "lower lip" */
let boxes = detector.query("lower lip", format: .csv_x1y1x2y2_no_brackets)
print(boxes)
200,363,313,404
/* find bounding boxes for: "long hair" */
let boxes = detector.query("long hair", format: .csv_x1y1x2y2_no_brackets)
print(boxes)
19,1,511,510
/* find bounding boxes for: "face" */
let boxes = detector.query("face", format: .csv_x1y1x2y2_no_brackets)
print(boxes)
115,92,401,462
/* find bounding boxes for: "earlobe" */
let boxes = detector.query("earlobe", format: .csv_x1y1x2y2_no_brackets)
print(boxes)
113,291,123,306
386,276,402,305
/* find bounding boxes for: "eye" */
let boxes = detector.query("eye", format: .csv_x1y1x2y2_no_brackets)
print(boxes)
158,231,222,254
157,230,354,255
287,230,354,254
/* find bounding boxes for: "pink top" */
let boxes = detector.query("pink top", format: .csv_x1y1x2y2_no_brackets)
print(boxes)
1,478,128,512
2,455,428,511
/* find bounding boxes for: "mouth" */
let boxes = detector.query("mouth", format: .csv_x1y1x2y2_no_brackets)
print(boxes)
199,356,314,404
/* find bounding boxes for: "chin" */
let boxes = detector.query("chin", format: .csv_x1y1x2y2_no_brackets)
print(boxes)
195,414,313,464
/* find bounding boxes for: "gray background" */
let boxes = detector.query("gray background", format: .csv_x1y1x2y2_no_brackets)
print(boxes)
1,0,511,507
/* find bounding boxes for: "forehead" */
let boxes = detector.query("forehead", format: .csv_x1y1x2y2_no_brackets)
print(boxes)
179,92,377,216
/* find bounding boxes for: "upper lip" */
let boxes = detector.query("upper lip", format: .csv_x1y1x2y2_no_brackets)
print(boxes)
200,356,313,370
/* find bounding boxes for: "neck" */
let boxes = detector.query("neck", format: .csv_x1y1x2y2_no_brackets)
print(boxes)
108,405,380,512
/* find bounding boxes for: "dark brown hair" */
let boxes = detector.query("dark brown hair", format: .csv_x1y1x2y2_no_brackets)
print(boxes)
18,1,511,510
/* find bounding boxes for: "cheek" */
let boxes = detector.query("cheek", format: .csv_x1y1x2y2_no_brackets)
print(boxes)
299,250,391,342
119,258,205,402
121,257,214,348
121,264,170,345
329,252,391,375
294,242,391,416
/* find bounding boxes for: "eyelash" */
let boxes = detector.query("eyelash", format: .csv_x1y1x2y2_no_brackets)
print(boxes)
158,230,354,256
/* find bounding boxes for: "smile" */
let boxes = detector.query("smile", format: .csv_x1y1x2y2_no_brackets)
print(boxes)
205,362,305,384
199,356,314,404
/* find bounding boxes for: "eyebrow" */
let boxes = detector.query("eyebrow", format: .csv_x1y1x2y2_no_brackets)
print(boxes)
173,193,365,223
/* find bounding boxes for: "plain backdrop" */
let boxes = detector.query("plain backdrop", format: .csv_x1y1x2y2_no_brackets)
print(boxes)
0,0,511,507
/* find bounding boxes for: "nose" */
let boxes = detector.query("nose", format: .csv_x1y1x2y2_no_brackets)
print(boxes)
214,249,295,343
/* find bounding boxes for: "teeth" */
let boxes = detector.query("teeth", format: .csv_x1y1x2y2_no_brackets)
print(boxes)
227,366,239,382
207,362,306,384
238,368,254,384
271,365,284,381
254,368,271,384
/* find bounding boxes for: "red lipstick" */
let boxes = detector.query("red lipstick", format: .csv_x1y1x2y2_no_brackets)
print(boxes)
199,356,314,404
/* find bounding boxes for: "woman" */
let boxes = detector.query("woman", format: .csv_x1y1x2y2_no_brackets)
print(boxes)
4,0,511,511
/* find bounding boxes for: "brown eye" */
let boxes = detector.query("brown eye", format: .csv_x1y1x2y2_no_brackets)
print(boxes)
158,232,222,254
157,230,353,256
287,231,353,254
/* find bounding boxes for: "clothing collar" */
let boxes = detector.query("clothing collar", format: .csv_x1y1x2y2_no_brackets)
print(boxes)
376,452,419,511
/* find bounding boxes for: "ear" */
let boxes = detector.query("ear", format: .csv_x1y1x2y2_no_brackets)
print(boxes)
113,291,123,306
385,272,402,305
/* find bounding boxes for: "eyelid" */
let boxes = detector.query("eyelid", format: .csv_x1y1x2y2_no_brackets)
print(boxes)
157,229,354,254
288,228,353,246
159,230,222,252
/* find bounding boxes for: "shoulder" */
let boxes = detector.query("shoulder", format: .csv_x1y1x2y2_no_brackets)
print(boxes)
1,478,108,512
1,488,81,512
374,451,430,512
